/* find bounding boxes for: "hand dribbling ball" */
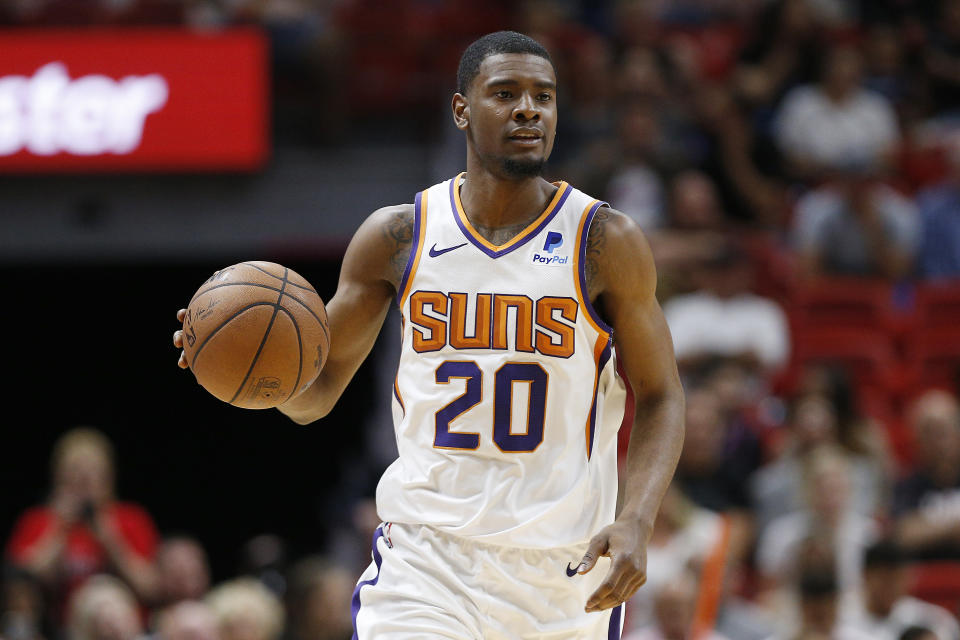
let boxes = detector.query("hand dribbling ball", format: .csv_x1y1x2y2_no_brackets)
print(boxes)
181,262,330,409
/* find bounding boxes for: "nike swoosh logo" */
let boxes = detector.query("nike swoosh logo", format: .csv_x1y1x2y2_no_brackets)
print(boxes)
566,562,579,577
429,242,468,258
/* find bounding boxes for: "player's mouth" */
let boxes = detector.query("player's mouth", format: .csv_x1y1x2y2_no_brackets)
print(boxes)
507,128,543,146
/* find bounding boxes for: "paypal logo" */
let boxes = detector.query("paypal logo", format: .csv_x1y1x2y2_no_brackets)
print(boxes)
543,232,563,254
532,253,568,266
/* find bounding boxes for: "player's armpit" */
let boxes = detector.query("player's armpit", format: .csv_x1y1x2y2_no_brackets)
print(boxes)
279,204,415,425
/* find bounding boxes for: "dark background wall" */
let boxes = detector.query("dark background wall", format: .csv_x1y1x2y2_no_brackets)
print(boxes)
0,257,383,581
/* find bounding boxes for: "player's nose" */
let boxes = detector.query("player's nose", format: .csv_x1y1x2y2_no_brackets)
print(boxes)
513,93,540,121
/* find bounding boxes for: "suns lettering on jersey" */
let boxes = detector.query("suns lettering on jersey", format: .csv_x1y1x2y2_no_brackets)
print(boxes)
449,293,492,349
492,294,534,352
410,290,447,353
409,291,576,358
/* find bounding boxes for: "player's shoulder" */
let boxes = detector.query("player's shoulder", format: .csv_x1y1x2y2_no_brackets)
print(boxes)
584,205,655,298
586,205,651,256
344,203,417,290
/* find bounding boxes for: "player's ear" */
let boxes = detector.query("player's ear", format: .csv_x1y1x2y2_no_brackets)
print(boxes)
452,93,469,131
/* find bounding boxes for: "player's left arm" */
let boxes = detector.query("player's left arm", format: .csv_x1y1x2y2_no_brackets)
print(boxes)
577,206,685,613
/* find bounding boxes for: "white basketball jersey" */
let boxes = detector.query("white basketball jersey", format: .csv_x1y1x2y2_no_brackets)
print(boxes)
376,173,627,548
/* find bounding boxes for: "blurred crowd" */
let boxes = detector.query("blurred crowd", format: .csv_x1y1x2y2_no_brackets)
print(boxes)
1,427,367,640
7,0,960,639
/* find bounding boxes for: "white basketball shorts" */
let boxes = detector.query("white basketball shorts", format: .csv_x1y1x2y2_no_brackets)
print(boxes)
350,522,624,639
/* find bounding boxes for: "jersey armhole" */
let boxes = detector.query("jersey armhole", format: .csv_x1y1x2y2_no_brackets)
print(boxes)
396,190,428,309
573,200,614,338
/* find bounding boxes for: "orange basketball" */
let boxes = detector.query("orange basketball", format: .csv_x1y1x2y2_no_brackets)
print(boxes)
181,261,330,409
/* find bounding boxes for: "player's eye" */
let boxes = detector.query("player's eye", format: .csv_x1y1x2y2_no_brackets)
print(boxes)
496,90,513,99
537,93,552,101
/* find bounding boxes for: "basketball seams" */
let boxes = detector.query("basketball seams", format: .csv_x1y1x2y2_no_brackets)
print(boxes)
277,306,304,399
184,262,328,409
190,282,327,344
189,301,278,368
242,262,315,292
228,268,290,405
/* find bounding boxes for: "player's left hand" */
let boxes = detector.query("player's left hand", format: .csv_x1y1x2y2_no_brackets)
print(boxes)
578,518,650,613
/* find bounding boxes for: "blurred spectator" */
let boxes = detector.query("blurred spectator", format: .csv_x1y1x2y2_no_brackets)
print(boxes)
903,628,942,640
795,365,892,479
663,238,790,376
154,601,219,640
5,428,159,616
647,171,731,295
238,536,286,600
924,0,960,117
695,81,791,227
735,0,823,111
843,540,960,640
624,484,727,632
766,567,873,640
917,144,960,278
791,171,920,279
756,445,880,607
751,390,886,532
676,386,752,510
624,568,730,640
205,579,282,640
283,556,352,640
894,390,960,558
862,23,912,109
66,574,143,640
155,538,210,609
603,101,670,231
1,567,46,640
774,43,900,181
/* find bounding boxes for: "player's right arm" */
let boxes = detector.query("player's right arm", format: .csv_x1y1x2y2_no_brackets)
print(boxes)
173,204,414,425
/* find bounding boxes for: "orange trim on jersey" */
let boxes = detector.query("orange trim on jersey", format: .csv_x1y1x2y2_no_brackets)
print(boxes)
398,190,428,309
584,334,607,459
451,172,569,252
573,199,611,340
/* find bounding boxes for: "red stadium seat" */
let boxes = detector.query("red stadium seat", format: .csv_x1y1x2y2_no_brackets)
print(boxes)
903,327,960,396
910,561,960,613
790,278,897,334
915,281,960,332
790,328,900,396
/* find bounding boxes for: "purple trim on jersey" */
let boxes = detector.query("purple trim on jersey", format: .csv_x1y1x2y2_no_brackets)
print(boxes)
351,527,385,640
578,200,614,335
448,177,572,259
587,339,613,460
396,191,424,307
608,604,622,639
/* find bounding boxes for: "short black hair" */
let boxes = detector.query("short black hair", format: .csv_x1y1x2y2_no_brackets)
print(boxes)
900,626,935,640
798,568,837,599
456,31,554,95
864,539,907,569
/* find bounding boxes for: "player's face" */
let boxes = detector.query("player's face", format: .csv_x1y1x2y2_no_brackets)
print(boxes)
455,53,557,179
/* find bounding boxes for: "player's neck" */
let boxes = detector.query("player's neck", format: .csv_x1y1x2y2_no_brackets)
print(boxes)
459,169,554,230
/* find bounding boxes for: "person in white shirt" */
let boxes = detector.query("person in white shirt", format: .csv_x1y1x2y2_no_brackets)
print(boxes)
663,239,789,376
843,540,960,640
774,43,899,180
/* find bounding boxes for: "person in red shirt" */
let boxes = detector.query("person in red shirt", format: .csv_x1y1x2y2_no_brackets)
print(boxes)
5,427,159,616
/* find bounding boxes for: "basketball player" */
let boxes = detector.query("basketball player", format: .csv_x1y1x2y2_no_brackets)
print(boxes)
174,30,684,639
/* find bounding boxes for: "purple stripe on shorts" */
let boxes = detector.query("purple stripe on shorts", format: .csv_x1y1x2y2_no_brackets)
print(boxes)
608,604,622,639
351,527,385,640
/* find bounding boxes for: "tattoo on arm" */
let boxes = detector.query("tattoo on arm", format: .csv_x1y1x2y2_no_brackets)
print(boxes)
584,207,610,301
383,209,414,289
